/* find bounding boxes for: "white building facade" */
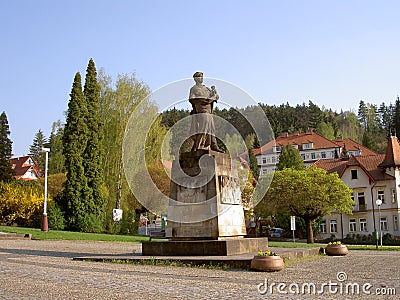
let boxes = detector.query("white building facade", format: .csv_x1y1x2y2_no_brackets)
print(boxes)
314,137,400,240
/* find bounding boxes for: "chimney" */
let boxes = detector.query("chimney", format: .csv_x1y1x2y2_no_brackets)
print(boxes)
282,132,288,138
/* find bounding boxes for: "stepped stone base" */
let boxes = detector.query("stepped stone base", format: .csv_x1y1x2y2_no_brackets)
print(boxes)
142,237,268,256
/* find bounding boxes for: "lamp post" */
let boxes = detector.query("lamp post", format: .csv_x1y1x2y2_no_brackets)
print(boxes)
376,199,382,247
41,147,50,232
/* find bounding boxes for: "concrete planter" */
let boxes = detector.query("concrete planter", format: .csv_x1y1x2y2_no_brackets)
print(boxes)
325,244,349,256
250,255,285,272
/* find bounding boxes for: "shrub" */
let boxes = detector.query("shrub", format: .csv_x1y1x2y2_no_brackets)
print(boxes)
47,204,65,230
0,181,52,226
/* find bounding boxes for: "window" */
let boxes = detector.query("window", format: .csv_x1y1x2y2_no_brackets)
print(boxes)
394,216,399,231
262,158,266,164
321,152,326,158
359,218,367,232
330,220,337,233
349,219,357,232
311,153,316,159
351,192,355,202
272,156,276,163
301,154,305,160
358,192,366,210
303,143,313,149
320,220,327,233
351,170,358,179
380,217,388,231
377,190,385,204
391,189,396,203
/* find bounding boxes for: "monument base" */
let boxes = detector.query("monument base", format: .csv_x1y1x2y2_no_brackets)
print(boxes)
142,237,268,256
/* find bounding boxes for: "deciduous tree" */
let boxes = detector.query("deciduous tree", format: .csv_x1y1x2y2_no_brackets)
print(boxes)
48,120,65,174
258,167,353,243
276,144,305,171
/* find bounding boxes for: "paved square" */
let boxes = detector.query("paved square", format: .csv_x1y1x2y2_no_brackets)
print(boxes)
0,240,399,299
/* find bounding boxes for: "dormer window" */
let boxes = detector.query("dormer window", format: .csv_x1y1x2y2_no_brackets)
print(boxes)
292,144,299,150
302,142,313,150
273,146,282,153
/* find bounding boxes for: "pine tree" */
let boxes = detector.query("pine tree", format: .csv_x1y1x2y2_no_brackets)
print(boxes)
0,112,14,182
358,100,368,130
82,58,106,232
362,131,377,151
277,144,305,171
62,72,90,231
29,129,47,170
393,96,400,137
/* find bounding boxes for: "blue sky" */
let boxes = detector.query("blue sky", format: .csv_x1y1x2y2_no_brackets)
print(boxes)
1,0,400,157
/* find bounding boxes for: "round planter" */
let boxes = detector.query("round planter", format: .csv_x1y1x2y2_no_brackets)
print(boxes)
325,244,349,256
250,255,285,272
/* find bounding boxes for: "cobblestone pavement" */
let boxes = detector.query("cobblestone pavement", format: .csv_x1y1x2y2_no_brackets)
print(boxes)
0,239,399,299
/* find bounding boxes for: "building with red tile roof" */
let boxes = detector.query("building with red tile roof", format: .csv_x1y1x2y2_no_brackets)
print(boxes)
312,136,400,240
254,131,384,176
255,130,342,174
10,156,42,180
334,136,378,157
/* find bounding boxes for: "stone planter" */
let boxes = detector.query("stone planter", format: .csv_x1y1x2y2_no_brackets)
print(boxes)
250,255,285,272
325,244,349,256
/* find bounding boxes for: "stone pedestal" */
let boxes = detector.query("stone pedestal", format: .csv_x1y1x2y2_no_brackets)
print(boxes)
142,238,268,256
142,150,268,256
167,150,246,240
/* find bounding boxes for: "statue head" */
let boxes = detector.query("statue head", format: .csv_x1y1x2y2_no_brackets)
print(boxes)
193,71,203,78
193,71,203,84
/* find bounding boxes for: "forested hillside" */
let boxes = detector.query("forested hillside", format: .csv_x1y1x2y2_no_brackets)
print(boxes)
162,98,400,154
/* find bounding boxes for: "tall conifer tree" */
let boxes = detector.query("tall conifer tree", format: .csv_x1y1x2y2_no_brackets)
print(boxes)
29,129,47,170
82,58,106,232
62,72,90,230
0,112,14,182
393,96,400,137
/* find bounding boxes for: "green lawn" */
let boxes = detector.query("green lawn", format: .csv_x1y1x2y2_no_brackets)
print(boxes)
0,226,149,243
269,241,400,251
268,241,325,248
347,244,400,251
2,226,400,251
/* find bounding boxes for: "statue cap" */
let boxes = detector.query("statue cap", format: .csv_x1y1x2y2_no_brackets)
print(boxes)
193,71,203,78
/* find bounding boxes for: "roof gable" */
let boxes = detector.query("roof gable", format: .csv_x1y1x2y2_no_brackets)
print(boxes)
312,154,393,182
10,155,42,180
334,137,378,156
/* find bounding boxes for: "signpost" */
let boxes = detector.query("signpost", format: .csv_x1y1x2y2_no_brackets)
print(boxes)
290,216,296,243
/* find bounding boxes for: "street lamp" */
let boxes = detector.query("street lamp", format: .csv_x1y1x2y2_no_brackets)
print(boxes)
376,199,382,247
41,147,50,232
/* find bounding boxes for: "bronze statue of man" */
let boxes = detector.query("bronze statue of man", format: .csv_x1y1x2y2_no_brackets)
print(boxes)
189,71,223,152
